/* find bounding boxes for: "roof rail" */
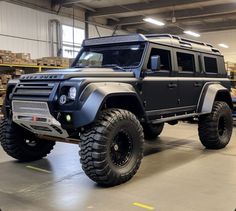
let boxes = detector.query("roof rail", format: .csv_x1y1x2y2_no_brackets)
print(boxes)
145,34,174,39
144,34,213,48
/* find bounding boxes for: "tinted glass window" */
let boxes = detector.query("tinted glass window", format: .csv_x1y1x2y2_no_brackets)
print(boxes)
177,52,195,72
74,43,145,69
204,57,218,73
148,48,172,71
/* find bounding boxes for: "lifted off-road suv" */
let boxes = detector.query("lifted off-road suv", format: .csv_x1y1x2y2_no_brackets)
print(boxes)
0,34,233,186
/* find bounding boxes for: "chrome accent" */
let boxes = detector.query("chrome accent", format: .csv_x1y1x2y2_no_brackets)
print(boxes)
12,100,69,138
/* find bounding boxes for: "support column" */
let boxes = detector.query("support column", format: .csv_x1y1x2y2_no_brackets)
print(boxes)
85,11,89,39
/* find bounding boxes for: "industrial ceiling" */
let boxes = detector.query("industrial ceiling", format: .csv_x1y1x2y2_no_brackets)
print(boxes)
6,0,236,35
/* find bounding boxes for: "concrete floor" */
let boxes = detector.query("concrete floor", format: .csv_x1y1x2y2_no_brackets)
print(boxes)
0,123,235,211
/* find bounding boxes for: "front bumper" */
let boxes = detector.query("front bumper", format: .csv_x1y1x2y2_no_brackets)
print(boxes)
12,100,69,138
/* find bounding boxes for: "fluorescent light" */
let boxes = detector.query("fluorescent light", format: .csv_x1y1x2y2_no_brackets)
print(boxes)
143,18,165,26
184,30,200,37
218,43,229,48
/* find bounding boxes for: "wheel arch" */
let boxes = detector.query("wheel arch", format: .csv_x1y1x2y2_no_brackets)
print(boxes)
73,82,146,128
103,94,145,119
197,83,233,114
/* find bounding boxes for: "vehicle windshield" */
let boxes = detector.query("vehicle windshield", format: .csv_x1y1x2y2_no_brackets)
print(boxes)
73,43,145,70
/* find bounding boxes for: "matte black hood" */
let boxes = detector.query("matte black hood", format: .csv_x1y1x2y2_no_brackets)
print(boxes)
19,68,135,81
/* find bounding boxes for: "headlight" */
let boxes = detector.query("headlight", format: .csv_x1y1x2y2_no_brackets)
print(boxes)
68,87,77,100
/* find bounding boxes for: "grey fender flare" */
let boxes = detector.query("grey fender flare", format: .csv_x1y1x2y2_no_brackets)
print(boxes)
73,82,145,128
197,83,233,114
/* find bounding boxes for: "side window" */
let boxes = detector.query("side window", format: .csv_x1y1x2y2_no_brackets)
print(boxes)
147,48,172,71
204,57,218,73
177,52,195,72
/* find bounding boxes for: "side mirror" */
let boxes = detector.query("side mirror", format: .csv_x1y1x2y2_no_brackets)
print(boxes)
151,55,161,71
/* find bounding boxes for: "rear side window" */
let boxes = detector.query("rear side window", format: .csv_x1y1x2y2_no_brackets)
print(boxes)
204,57,218,73
177,52,195,72
147,48,172,71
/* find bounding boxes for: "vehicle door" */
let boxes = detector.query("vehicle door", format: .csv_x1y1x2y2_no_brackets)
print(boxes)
141,44,179,120
173,49,203,112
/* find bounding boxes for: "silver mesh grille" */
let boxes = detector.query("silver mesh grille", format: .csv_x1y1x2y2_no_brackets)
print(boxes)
12,101,50,116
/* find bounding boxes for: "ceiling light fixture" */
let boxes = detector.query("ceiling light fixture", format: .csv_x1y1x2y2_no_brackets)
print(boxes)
184,30,201,38
218,43,229,48
172,6,176,23
143,18,165,26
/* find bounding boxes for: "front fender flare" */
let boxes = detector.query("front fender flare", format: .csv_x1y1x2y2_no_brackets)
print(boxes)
73,82,144,128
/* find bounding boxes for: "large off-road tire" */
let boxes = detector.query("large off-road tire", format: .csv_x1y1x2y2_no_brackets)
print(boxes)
198,101,233,149
0,119,55,162
79,109,144,187
143,123,164,140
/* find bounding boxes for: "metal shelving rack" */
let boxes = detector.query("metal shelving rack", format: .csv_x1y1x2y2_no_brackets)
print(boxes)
0,63,68,115
0,63,68,72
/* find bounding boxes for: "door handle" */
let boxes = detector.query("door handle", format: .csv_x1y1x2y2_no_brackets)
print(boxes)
194,82,202,87
168,83,178,88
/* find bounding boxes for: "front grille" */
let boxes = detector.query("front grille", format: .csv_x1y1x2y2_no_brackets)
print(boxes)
12,101,50,116
12,82,57,101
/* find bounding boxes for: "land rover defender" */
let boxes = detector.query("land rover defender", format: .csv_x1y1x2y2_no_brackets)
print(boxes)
0,34,233,186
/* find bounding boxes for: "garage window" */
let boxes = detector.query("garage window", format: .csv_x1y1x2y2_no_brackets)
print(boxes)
62,25,85,58
204,57,218,73
177,52,195,72
147,48,172,71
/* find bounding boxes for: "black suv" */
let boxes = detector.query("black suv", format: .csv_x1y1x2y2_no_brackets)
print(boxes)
0,34,233,186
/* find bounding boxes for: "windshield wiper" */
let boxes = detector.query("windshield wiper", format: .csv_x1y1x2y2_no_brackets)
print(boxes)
102,64,125,71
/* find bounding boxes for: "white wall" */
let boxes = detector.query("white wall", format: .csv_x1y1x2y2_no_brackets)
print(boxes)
0,1,123,59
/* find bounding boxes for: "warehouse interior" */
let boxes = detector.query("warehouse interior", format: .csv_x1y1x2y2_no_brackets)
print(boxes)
0,0,236,210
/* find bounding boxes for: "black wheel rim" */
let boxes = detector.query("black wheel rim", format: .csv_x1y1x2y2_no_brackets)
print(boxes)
218,116,227,137
110,130,133,167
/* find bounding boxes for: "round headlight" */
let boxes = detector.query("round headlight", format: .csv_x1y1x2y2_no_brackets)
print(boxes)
59,95,67,105
68,87,77,100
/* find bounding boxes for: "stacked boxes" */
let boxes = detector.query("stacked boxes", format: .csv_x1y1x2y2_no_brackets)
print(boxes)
0,49,70,114
14,53,37,65
37,57,69,67
0,75,12,110
0,50,15,64
0,50,69,67
0,75,12,88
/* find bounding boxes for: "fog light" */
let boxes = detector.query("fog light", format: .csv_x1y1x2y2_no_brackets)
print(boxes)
66,114,71,122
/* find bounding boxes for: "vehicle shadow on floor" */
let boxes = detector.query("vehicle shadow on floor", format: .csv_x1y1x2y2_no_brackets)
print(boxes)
133,137,210,181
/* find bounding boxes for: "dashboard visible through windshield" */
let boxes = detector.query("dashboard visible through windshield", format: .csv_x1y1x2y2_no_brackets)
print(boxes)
73,43,145,70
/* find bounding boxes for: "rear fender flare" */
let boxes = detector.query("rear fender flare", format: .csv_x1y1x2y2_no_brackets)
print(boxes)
197,83,233,114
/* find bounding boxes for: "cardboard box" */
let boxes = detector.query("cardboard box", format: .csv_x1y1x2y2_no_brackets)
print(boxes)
0,75,12,84
16,53,31,61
